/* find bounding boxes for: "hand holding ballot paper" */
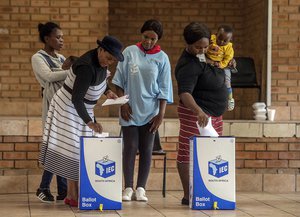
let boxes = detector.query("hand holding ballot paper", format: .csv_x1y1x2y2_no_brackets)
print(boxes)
102,95,129,106
196,117,219,137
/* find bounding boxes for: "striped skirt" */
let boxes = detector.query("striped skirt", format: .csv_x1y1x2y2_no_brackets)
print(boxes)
177,103,223,163
39,87,95,181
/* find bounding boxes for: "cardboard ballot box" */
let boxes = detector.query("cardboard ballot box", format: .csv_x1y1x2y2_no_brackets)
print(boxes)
79,137,122,210
190,137,235,210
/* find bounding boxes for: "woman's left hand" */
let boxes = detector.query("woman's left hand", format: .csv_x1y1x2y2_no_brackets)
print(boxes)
105,90,118,99
149,114,163,134
196,110,209,128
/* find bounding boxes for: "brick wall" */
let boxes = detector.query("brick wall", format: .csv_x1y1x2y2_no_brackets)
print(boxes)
272,0,300,120
0,135,178,171
0,135,38,169
1,135,299,173
1,118,300,192
228,0,268,120
109,0,266,119
1,118,299,173
236,137,300,173
0,0,109,114
0,0,300,120
0,0,268,120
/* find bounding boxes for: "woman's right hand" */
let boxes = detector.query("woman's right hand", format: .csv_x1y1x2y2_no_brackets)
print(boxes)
120,103,132,121
87,121,103,133
196,110,209,128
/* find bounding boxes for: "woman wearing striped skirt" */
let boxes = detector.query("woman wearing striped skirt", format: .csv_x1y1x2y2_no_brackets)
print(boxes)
175,22,228,205
39,36,124,207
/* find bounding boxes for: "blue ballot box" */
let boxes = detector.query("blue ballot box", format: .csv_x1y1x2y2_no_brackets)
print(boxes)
190,137,235,210
80,137,122,210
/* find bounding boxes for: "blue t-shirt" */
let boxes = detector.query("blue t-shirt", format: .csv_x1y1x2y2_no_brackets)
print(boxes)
112,45,173,126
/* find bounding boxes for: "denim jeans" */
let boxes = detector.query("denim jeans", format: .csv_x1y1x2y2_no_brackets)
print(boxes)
39,170,67,195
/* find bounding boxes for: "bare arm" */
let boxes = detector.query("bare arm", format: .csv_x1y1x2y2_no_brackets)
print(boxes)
149,99,167,133
179,92,208,127
115,85,132,121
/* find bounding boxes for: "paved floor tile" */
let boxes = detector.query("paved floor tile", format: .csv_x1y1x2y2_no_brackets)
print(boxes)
0,191,299,217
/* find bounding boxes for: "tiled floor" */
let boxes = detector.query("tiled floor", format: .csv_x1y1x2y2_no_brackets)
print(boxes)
0,191,300,217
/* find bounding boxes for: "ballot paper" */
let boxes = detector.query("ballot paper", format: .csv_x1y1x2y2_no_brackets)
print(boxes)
102,95,129,106
94,132,109,137
196,117,219,137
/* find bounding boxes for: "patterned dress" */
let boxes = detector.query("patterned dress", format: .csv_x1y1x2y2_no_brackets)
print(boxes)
177,103,223,163
39,50,108,181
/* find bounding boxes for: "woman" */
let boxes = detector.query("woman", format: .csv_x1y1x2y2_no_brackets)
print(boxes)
175,22,228,205
39,35,124,207
112,19,173,202
31,22,67,203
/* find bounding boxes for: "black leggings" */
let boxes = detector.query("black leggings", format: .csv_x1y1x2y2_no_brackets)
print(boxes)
122,124,155,189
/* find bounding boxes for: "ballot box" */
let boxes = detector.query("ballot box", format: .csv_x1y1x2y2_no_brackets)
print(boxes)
189,136,235,210
79,137,122,210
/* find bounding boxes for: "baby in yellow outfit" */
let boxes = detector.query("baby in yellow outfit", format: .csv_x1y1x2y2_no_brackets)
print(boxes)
206,25,235,111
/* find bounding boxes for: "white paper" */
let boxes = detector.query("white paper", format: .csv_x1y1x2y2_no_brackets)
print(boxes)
94,132,109,137
196,117,219,137
102,95,129,106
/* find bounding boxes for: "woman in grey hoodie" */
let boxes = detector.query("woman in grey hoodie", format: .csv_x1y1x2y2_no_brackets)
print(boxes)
31,21,68,203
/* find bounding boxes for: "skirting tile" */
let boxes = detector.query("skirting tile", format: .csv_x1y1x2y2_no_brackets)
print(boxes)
0,175,27,193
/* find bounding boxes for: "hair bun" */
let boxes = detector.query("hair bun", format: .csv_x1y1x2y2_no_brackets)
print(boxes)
37,23,44,32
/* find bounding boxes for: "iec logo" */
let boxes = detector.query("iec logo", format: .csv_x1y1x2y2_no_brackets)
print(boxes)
95,155,115,178
208,155,228,178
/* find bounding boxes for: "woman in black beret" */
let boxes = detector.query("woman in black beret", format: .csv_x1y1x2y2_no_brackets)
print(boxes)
39,35,124,207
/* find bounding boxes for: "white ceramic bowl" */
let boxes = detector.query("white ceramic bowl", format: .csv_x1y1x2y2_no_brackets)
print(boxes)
254,114,267,121
253,109,267,115
252,102,266,110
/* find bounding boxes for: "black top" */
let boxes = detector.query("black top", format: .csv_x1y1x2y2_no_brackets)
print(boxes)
71,48,108,124
175,50,227,117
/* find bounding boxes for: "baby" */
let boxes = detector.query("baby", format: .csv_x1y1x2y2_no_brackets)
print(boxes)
206,25,236,111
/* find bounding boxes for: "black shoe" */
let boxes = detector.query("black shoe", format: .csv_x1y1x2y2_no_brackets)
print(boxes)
56,192,67,201
181,197,189,205
36,188,54,203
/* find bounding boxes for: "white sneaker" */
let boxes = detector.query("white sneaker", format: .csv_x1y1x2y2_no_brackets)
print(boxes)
135,187,148,202
122,187,134,201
